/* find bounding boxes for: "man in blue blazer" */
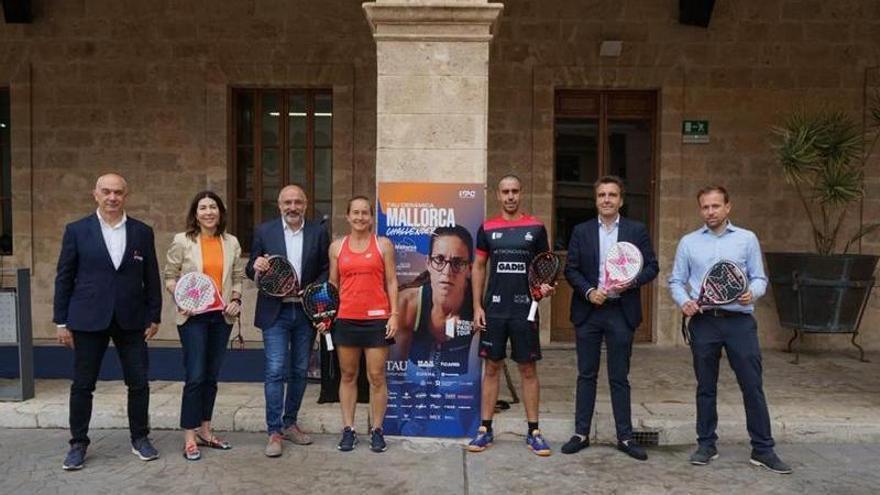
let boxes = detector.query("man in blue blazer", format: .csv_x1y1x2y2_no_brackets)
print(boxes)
53,173,162,470
562,175,658,460
247,184,330,457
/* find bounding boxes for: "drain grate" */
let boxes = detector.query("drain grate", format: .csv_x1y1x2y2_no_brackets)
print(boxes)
632,430,660,446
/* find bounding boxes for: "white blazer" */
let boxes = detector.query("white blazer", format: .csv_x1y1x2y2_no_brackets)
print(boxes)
164,232,246,326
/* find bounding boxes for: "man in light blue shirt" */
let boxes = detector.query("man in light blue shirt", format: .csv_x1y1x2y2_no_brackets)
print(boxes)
668,185,791,474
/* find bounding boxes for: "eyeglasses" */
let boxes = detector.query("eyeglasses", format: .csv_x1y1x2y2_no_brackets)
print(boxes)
428,255,470,274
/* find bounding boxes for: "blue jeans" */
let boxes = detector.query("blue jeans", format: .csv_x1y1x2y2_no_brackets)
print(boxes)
178,311,232,430
262,303,315,435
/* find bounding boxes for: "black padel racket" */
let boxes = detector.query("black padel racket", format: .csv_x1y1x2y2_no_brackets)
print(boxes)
302,281,339,351
256,255,299,297
527,252,561,322
681,260,749,343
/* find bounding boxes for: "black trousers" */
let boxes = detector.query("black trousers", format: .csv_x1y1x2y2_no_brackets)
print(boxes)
688,312,775,454
70,321,150,446
574,302,634,441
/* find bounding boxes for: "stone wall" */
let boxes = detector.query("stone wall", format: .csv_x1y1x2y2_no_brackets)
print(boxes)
487,0,880,350
2,0,879,351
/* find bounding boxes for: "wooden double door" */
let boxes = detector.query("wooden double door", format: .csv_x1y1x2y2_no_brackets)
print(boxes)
550,90,657,343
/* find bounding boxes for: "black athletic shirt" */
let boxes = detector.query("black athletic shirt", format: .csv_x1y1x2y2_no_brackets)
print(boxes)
475,214,549,319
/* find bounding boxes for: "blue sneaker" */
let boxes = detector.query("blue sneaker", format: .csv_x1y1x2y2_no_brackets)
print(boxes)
131,437,160,461
526,429,552,456
337,427,358,452
467,426,494,452
369,427,387,453
62,443,87,471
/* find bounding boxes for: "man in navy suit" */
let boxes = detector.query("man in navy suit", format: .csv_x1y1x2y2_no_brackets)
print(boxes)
562,175,658,460
53,173,162,470
247,184,330,457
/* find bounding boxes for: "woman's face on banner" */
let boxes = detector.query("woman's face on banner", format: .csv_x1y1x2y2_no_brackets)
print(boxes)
428,235,470,299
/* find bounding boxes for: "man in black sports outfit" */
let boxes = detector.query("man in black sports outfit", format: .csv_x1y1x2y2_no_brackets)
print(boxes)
467,175,555,456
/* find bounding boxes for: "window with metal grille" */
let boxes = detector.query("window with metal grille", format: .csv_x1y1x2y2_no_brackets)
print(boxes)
230,88,332,252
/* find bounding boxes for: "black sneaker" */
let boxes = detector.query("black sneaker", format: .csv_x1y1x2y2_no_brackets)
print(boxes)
750,451,792,474
560,435,590,454
689,445,719,465
62,443,87,471
369,427,387,453
130,437,159,461
337,427,358,452
617,439,648,461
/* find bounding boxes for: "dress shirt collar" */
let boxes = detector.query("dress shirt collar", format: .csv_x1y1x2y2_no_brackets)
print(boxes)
598,214,620,230
700,220,738,236
96,209,127,230
282,218,304,235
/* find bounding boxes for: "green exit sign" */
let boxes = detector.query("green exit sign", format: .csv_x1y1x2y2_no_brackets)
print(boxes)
682,120,710,144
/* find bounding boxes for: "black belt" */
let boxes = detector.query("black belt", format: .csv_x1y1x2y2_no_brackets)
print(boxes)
598,298,622,307
700,308,746,318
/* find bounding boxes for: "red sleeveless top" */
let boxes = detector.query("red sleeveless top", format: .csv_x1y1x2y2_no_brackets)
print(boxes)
337,235,391,320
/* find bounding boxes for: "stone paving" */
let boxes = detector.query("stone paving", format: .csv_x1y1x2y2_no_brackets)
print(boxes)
1,346,879,445
0,429,878,495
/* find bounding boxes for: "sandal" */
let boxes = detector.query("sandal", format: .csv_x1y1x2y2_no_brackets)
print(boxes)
183,442,201,461
196,432,232,450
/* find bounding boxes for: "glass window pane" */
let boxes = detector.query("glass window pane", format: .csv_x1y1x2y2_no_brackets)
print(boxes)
235,91,253,146
261,93,280,147
314,93,332,147
288,93,307,148
261,148,280,210
314,148,332,201
262,201,278,224
236,148,254,200
288,148,306,187
236,200,254,252
607,119,652,224
313,201,332,233
554,117,599,250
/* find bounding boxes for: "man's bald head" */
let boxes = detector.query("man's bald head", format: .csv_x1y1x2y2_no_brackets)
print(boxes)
93,173,129,220
277,184,308,228
95,173,128,194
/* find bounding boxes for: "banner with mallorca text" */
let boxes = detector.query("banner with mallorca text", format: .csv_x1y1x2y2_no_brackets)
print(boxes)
377,182,485,437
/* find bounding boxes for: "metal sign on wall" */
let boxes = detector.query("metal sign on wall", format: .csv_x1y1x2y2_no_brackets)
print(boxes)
682,120,710,144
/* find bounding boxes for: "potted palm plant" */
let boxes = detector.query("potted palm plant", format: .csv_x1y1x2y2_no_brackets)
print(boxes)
765,93,880,362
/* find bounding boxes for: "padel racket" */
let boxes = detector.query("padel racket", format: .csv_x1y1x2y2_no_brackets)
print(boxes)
527,252,561,322
255,255,299,297
603,241,643,291
174,272,224,314
302,281,339,351
681,260,749,343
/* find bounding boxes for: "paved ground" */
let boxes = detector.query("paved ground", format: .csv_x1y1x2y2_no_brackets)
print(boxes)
0,429,878,495
2,346,878,445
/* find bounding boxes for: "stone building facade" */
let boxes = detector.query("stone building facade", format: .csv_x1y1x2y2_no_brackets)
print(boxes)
1,0,878,351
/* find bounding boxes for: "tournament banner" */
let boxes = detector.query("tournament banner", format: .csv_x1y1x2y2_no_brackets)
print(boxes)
377,183,485,438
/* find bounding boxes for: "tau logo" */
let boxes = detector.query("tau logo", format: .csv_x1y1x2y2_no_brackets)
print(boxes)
458,189,476,199
497,261,526,273
524,232,533,241
491,232,503,240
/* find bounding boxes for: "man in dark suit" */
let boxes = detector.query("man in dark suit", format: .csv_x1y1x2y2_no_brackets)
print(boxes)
247,184,330,457
54,173,162,470
562,175,658,460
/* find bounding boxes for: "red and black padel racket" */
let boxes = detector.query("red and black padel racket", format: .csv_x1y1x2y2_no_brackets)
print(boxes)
255,255,299,297
302,281,339,351
527,252,561,322
681,260,749,343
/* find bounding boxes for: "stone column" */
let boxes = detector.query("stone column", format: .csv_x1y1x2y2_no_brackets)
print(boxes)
362,0,503,184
